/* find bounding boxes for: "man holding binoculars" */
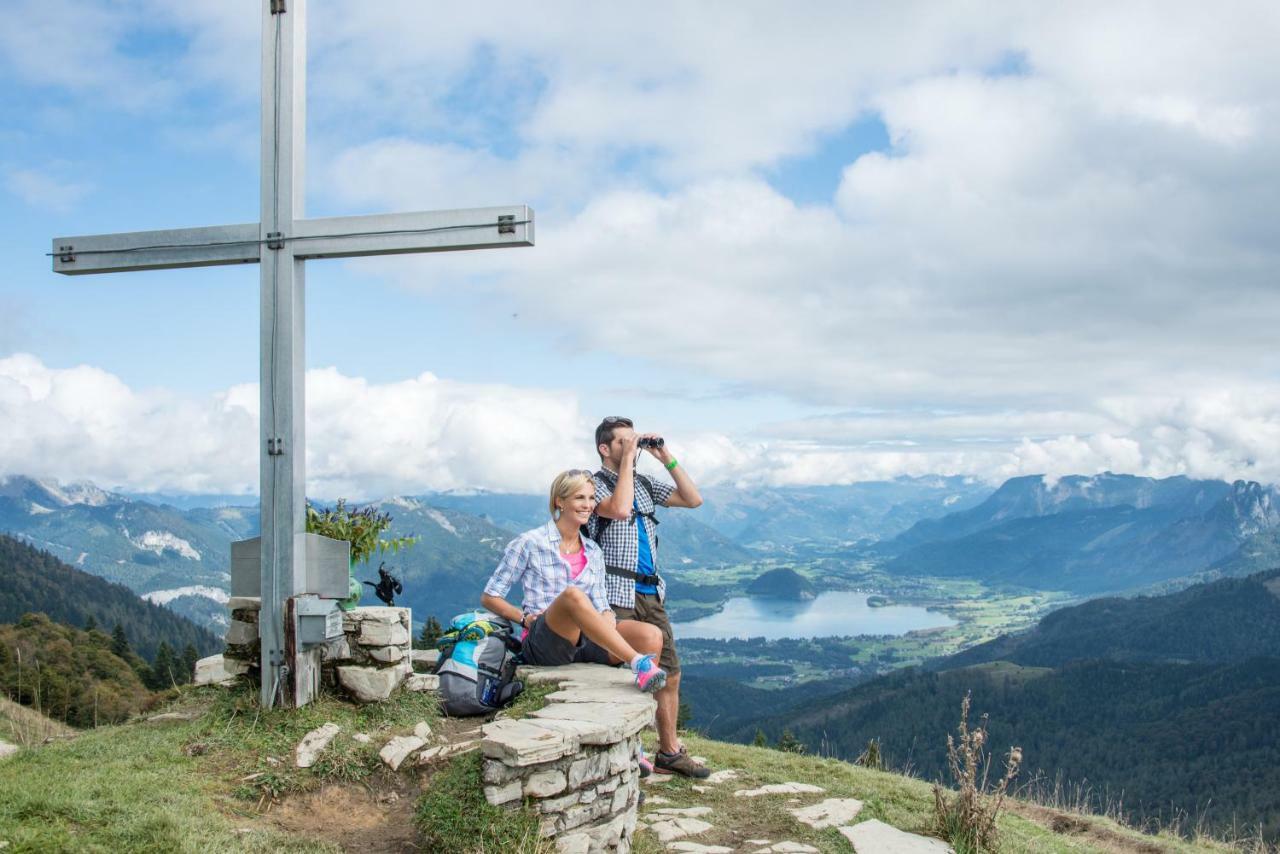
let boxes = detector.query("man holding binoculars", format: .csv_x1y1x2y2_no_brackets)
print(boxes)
589,416,708,778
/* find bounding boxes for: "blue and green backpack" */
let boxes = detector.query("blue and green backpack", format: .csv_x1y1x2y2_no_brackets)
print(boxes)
435,610,524,716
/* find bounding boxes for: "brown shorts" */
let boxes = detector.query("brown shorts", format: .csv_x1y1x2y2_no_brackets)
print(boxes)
613,592,679,675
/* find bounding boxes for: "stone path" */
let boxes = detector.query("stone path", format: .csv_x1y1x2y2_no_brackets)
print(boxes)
840,819,955,852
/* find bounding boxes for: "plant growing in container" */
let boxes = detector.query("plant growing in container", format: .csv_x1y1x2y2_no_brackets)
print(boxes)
305,499,417,609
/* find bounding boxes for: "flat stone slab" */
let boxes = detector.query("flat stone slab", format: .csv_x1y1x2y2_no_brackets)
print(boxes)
668,844,733,853
404,673,439,692
734,782,825,798
544,686,655,709
223,619,257,646
647,817,714,844
518,662,636,688
359,620,410,647
481,718,576,766
644,795,672,806
528,701,653,743
0,740,19,761
295,722,341,768
789,797,864,829
337,664,405,702
411,649,439,669
379,735,425,771
227,596,261,610
650,806,714,818
753,844,819,853
193,654,250,686
839,820,955,853
704,769,738,784
521,716,612,745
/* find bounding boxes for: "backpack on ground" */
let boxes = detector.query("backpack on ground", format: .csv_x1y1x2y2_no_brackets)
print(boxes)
434,610,524,716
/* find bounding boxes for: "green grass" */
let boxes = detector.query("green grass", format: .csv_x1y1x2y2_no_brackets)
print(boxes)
0,682,440,852
501,681,555,720
634,733,1234,854
414,751,550,854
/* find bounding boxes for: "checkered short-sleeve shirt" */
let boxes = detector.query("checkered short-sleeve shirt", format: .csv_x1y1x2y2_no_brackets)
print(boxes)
588,468,674,608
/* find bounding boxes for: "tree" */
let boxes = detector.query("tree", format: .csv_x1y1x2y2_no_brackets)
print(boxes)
181,644,200,684
777,729,806,754
676,701,693,731
149,642,177,689
83,615,97,632
752,728,768,747
417,615,444,649
111,623,130,659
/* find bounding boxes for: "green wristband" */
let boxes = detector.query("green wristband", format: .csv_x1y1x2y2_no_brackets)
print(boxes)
665,458,679,471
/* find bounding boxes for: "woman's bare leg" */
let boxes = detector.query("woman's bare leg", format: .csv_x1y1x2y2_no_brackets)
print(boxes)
612,620,662,665
542,587,652,664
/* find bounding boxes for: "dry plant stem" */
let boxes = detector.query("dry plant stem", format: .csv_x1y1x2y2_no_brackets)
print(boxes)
933,691,1023,853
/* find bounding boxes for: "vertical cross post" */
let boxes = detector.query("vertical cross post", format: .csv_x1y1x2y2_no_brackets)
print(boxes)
259,0,309,708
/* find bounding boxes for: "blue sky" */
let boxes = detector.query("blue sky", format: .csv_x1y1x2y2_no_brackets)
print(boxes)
2,2,1278,497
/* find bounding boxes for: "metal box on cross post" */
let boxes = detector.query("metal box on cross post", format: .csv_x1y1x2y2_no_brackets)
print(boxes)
230,533,350,644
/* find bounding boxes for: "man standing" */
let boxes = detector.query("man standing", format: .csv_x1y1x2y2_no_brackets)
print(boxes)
589,416,708,778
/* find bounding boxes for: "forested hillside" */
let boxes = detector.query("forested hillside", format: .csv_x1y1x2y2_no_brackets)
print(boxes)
712,570,1280,840
0,534,219,661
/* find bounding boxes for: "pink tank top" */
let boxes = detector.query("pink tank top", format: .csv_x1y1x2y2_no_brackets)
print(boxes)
566,549,588,580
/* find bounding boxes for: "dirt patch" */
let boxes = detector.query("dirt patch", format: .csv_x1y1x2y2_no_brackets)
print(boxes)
1009,801,1167,854
266,778,424,853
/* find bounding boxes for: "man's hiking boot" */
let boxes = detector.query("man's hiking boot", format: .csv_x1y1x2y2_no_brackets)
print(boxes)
633,654,667,694
654,746,710,779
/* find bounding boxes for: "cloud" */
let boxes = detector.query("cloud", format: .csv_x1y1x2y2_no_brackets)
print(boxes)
5,167,92,213
2,355,1277,498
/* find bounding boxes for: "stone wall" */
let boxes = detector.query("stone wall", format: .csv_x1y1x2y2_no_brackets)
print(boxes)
481,663,655,854
212,600,415,703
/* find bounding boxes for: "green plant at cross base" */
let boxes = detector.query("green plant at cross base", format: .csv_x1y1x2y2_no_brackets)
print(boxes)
306,499,417,609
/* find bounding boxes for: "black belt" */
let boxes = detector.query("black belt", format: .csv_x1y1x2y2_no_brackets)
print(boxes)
606,566,661,587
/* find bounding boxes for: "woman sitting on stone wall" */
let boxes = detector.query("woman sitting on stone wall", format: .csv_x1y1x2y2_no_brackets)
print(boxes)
480,469,667,693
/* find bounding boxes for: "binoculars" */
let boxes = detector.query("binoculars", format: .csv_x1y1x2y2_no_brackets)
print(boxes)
638,437,665,449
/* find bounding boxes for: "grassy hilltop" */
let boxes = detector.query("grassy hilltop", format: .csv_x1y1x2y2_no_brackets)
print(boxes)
0,684,1253,854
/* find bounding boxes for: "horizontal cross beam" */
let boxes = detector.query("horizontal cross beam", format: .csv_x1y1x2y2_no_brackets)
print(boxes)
51,205,534,275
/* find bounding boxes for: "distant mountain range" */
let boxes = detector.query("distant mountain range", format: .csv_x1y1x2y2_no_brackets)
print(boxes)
880,473,1280,593
714,569,1280,840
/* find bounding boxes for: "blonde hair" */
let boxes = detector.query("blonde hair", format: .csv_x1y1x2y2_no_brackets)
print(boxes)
549,470,595,518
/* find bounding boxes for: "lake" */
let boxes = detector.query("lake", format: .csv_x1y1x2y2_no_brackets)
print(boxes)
671,591,955,640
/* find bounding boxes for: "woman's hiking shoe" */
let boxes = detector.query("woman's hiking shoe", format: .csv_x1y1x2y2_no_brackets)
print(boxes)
654,747,710,779
636,747,654,778
633,654,667,694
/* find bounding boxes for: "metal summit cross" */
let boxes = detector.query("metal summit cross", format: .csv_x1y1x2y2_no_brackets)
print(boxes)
50,0,534,708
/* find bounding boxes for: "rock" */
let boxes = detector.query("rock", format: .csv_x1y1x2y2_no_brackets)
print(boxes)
367,645,405,663
528,701,653,743
379,735,425,771
0,740,19,760
146,711,199,724
652,807,714,818
412,648,440,669
359,620,410,647
745,841,771,847
789,797,864,829
644,795,671,805
481,718,576,766
193,654,250,686
295,723,341,768
320,636,352,662
352,733,371,744
733,782,825,797
555,833,591,854
647,817,714,844
668,844,733,854
524,769,567,798
337,664,405,702
223,619,257,646
484,779,522,806
704,769,738,784
568,751,611,788
227,596,261,610
691,785,710,793
413,721,432,740
763,844,819,853
404,674,439,693
838,820,955,853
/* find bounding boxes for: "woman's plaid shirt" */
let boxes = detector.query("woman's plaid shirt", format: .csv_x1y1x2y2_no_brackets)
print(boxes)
482,521,611,615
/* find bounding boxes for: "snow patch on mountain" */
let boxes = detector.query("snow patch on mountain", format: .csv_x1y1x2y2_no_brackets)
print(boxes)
141,586,229,606
385,496,422,510
28,502,53,515
426,508,458,536
130,530,202,560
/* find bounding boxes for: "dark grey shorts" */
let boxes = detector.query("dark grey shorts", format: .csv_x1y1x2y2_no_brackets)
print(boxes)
522,615,613,667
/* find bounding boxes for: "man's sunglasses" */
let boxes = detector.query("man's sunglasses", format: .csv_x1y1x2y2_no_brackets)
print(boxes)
601,416,633,427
